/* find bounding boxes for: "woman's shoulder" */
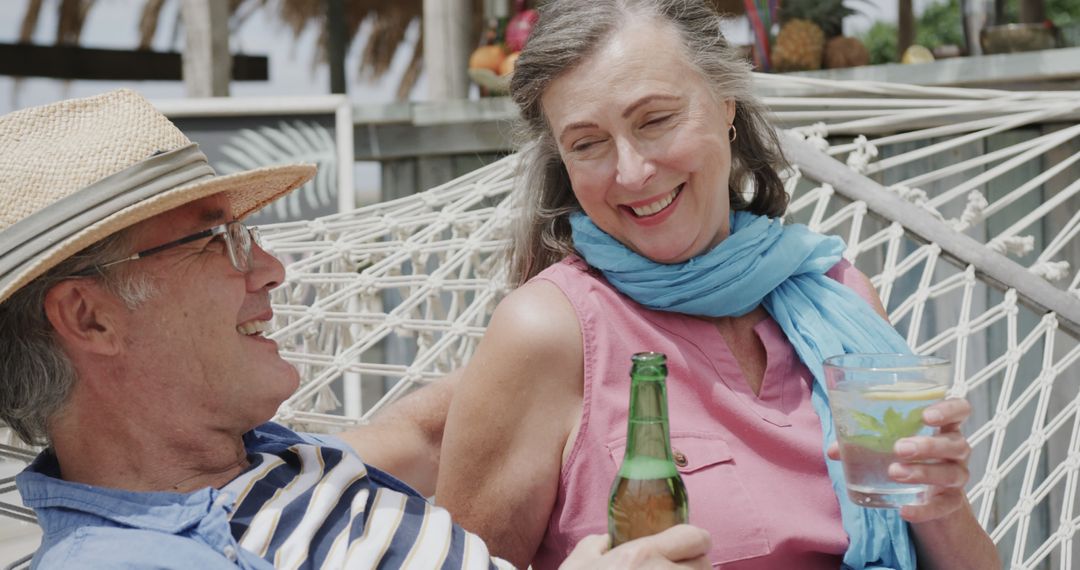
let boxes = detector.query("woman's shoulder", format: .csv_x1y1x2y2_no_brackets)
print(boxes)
488,276,582,360
531,254,591,282
530,254,620,302
456,270,585,421
826,258,867,298
825,258,887,318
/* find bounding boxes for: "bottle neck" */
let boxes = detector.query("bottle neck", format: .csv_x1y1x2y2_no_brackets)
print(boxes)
622,378,674,464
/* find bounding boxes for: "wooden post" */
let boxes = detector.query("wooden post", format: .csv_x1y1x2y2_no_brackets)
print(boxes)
326,0,347,94
1019,0,1047,24
180,0,230,97
898,0,915,60
422,0,471,100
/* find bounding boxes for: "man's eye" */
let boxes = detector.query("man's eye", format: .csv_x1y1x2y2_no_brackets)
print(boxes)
204,234,228,251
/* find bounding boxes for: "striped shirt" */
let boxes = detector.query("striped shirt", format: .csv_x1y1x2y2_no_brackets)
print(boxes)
222,441,514,569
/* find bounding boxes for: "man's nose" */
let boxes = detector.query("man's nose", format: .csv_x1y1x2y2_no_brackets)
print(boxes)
247,242,286,291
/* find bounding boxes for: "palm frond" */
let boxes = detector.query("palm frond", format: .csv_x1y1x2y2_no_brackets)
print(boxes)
138,0,167,50
277,0,323,37
19,0,44,43
231,0,270,33
360,5,416,79
57,0,95,45
396,34,423,100
215,120,338,222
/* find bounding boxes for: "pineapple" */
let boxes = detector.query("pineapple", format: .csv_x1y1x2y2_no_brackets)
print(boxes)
824,36,870,69
773,0,864,72
773,19,825,72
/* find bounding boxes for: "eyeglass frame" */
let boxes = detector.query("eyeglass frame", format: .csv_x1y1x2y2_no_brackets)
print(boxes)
71,220,262,277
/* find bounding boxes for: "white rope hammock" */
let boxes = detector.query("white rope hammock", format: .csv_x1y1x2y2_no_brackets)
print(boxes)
2,76,1078,568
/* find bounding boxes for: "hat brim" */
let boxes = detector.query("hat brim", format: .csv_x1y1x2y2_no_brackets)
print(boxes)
0,163,316,305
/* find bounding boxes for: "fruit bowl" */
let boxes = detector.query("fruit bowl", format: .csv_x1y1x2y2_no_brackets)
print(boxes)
468,68,511,95
980,23,1059,54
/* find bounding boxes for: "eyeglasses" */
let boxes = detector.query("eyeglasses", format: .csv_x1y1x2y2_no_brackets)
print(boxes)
75,221,262,276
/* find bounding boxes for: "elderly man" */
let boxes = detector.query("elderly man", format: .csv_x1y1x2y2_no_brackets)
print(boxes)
0,90,708,569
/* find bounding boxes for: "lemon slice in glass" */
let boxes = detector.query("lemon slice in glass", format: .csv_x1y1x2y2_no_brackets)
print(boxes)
863,382,947,401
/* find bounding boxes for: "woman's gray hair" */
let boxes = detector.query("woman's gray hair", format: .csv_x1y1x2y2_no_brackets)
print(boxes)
507,0,789,285
0,229,157,446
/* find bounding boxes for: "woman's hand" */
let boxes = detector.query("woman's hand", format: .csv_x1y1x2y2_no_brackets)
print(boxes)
827,397,973,523
890,397,973,522
560,525,712,570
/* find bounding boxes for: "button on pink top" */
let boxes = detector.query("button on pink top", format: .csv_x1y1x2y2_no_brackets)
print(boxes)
530,257,875,569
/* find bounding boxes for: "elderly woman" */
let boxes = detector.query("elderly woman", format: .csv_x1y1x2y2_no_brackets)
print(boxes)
435,1,1000,569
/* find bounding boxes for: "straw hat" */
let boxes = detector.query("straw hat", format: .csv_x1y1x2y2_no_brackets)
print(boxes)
0,89,316,305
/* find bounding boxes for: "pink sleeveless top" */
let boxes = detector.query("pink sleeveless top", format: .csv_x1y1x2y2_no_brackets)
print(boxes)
530,257,874,569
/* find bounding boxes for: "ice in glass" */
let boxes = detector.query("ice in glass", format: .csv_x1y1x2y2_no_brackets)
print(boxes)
824,353,950,509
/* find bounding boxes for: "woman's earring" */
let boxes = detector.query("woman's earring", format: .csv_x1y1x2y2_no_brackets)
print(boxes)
728,124,738,142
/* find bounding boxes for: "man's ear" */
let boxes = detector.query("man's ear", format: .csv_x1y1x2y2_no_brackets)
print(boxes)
44,280,125,357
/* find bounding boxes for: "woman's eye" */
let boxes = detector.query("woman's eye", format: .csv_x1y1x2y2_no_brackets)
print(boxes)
571,139,601,153
643,115,673,128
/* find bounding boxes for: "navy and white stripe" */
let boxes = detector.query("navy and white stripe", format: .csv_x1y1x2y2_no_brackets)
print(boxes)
222,443,512,569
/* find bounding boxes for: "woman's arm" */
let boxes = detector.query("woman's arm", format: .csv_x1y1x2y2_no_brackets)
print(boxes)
897,397,1002,569
842,266,1001,569
435,280,585,568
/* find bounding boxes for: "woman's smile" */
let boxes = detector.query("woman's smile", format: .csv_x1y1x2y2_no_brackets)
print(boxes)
621,184,685,225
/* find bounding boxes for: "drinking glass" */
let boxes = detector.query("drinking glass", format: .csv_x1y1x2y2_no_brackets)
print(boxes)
824,353,951,509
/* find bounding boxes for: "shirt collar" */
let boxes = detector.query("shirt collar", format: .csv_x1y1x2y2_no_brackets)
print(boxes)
16,449,220,534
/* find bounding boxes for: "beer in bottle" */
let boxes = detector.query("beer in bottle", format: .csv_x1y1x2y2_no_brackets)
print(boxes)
608,352,688,547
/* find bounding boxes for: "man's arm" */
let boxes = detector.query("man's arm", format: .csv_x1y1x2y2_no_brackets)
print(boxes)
337,370,459,496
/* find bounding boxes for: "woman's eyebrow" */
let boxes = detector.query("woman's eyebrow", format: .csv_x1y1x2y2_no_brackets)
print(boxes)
621,94,680,119
557,94,682,143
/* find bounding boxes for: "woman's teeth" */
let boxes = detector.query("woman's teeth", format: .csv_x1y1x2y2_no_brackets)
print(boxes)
631,186,681,217
237,320,272,336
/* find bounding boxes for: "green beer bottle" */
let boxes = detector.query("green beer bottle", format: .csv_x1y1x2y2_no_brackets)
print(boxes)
608,352,689,547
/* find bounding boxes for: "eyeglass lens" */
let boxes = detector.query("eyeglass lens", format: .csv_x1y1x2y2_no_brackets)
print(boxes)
227,221,254,273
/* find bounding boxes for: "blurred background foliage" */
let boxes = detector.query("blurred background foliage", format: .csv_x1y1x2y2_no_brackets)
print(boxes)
862,0,1080,64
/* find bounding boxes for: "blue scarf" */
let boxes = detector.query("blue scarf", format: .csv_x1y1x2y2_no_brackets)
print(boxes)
570,210,916,570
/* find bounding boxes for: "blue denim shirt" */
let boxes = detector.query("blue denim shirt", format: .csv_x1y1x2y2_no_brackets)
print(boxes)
15,422,425,569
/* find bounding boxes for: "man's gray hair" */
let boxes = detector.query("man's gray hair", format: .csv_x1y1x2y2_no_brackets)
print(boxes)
0,229,157,446
506,0,790,285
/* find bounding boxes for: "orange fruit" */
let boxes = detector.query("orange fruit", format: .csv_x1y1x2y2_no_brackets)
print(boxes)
499,51,520,77
469,45,506,73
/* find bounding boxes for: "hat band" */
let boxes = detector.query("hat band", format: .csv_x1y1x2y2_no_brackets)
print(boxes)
0,144,215,289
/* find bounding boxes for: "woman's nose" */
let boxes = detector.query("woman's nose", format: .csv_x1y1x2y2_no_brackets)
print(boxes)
614,138,657,191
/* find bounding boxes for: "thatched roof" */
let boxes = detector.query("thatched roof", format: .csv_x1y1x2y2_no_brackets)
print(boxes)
21,0,745,100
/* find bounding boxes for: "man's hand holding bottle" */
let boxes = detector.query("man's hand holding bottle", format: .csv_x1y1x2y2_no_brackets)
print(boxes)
561,525,712,570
